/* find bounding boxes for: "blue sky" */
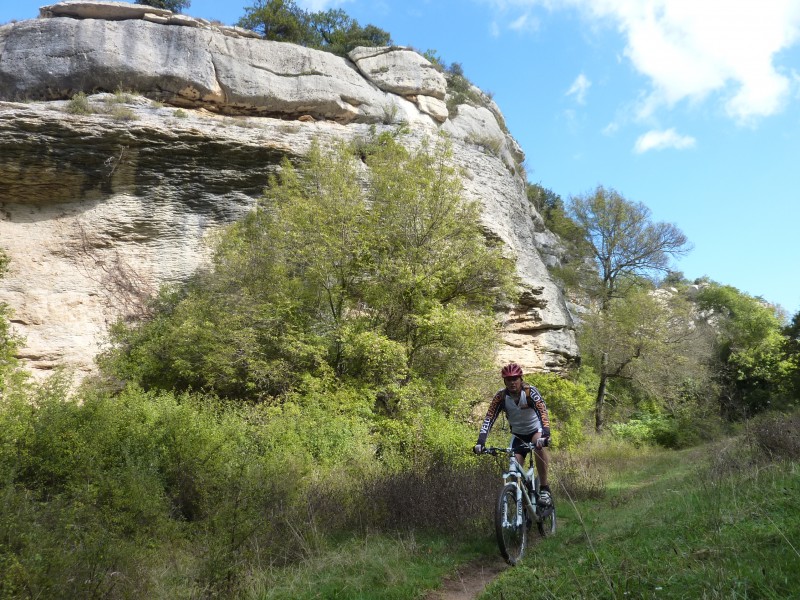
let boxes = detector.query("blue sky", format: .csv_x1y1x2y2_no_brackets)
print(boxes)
4,0,800,317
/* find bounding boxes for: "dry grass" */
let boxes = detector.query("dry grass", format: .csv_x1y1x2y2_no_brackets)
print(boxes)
304,460,498,536
555,452,608,500
750,411,800,460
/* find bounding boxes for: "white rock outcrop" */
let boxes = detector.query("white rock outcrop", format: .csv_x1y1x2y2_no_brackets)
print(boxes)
39,1,172,20
348,46,448,100
0,3,577,378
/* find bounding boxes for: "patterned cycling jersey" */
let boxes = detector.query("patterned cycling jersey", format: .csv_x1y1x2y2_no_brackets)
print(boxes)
477,383,550,446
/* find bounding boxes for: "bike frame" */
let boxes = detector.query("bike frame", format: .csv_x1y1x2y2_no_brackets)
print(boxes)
480,440,555,565
494,445,541,525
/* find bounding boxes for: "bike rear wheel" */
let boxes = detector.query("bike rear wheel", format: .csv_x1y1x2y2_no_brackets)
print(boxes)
537,504,556,537
495,483,527,565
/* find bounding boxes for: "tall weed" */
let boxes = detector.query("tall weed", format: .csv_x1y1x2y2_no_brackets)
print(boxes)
750,411,800,460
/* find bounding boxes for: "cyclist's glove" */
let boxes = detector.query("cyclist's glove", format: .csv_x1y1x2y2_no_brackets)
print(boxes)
473,443,484,455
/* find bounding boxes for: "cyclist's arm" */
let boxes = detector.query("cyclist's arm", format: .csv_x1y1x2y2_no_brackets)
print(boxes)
527,385,551,439
477,392,504,446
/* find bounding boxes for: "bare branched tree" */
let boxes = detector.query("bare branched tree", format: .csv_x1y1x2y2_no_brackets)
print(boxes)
71,220,156,323
570,186,691,310
569,186,692,430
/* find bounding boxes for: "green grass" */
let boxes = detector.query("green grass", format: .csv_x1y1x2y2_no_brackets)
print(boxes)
243,533,495,599
479,440,800,599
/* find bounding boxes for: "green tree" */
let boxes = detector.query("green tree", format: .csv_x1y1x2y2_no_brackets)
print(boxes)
567,186,692,430
237,0,307,43
362,137,513,380
579,288,713,430
696,283,794,417
305,9,391,55
237,1,391,55
784,311,800,402
135,0,190,13
102,134,513,402
570,186,690,309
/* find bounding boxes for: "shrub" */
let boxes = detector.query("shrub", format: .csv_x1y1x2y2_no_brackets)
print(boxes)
108,105,138,121
467,133,503,157
106,88,135,104
750,411,800,460
610,416,659,447
526,373,594,449
611,409,725,449
65,92,92,115
0,380,318,596
358,459,496,533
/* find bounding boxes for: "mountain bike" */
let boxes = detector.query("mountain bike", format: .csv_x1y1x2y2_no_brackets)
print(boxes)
479,442,556,565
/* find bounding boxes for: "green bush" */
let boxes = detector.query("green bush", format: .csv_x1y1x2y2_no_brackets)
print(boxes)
526,373,594,449
102,136,513,404
1,370,501,596
0,379,323,596
108,105,138,121
610,405,728,449
65,92,92,115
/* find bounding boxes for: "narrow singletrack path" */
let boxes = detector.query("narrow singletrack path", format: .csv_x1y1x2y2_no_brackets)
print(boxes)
423,555,507,600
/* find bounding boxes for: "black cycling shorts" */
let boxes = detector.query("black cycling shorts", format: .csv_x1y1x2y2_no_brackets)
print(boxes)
511,431,540,457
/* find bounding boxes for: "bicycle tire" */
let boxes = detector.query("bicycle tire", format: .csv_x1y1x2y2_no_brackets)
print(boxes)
537,503,556,537
495,483,527,565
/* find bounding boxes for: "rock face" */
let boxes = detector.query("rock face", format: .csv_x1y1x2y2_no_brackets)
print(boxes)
0,2,577,379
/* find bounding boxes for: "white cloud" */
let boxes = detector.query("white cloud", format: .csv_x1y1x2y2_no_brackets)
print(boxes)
634,128,696,153
509,12,539,32
566,73,591,104
480,0,800,122
599,0,800,122
479,2,541,34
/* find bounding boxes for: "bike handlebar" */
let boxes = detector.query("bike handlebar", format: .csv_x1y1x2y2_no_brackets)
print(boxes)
480,439,548,455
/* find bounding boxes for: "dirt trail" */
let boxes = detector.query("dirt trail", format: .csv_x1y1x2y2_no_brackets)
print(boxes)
423,555,507,600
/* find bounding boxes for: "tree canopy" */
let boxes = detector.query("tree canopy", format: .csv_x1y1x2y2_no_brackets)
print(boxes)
560,186,693,430
101,133,514,405
569,186,691,309
784,311,800,402
134,0,190,13
237,0,391,55
696,283,794,417
579,287,714,430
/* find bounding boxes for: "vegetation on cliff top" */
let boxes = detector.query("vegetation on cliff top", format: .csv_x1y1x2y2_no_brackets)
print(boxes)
236,0,391,56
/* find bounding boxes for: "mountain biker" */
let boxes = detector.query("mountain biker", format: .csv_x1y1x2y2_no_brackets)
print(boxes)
473,362,552,505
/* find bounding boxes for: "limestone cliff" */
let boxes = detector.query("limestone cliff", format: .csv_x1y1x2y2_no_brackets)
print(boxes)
0,1,577,378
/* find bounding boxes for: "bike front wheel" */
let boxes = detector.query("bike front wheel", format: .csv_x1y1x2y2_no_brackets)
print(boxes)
495,483,527,565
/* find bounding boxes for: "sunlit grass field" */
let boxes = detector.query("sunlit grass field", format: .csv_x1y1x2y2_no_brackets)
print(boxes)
481,432,800,599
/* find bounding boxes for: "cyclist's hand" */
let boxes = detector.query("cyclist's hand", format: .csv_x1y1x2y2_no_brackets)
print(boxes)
535,437,550,449
473,444,484,455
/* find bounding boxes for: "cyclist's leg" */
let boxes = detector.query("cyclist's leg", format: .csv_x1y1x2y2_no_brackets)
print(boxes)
510,432,533,469
532,437,550,488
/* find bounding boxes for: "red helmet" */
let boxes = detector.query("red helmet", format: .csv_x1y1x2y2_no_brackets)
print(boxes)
500,362,523,378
